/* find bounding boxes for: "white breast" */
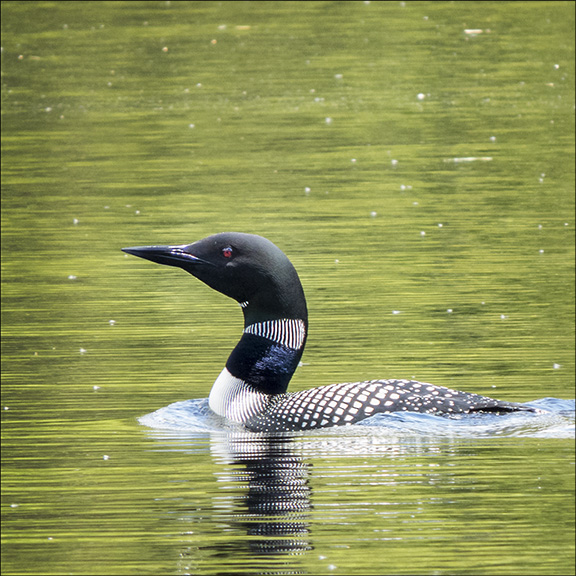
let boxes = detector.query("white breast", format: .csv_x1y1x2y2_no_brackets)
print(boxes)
209,367,270,423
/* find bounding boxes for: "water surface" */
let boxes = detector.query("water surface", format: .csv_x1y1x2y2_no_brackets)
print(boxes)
2,1,574,575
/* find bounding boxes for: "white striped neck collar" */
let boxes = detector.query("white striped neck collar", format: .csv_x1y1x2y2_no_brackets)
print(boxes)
243,318,306,351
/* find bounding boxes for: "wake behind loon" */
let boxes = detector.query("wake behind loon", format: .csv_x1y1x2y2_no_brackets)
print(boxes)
123,232,534,432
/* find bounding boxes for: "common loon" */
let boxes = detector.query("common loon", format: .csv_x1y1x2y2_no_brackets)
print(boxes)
123,232,534,432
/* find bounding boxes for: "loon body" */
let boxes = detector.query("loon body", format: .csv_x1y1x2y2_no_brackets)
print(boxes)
123,232,533,432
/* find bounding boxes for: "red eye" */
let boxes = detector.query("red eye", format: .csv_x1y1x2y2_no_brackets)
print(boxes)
222,246,233,258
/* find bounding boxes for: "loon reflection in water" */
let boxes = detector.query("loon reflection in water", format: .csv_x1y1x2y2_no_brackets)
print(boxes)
123,232,535,432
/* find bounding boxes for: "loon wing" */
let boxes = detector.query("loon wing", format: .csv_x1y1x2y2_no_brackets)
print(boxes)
244,379,533,432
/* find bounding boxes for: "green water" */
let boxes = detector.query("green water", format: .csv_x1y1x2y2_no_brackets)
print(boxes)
2,1,574,575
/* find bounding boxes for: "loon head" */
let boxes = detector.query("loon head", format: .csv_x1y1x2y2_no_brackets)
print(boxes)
122,232,308,325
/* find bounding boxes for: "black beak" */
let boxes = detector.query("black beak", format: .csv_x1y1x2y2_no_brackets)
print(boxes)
122,245,212,268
